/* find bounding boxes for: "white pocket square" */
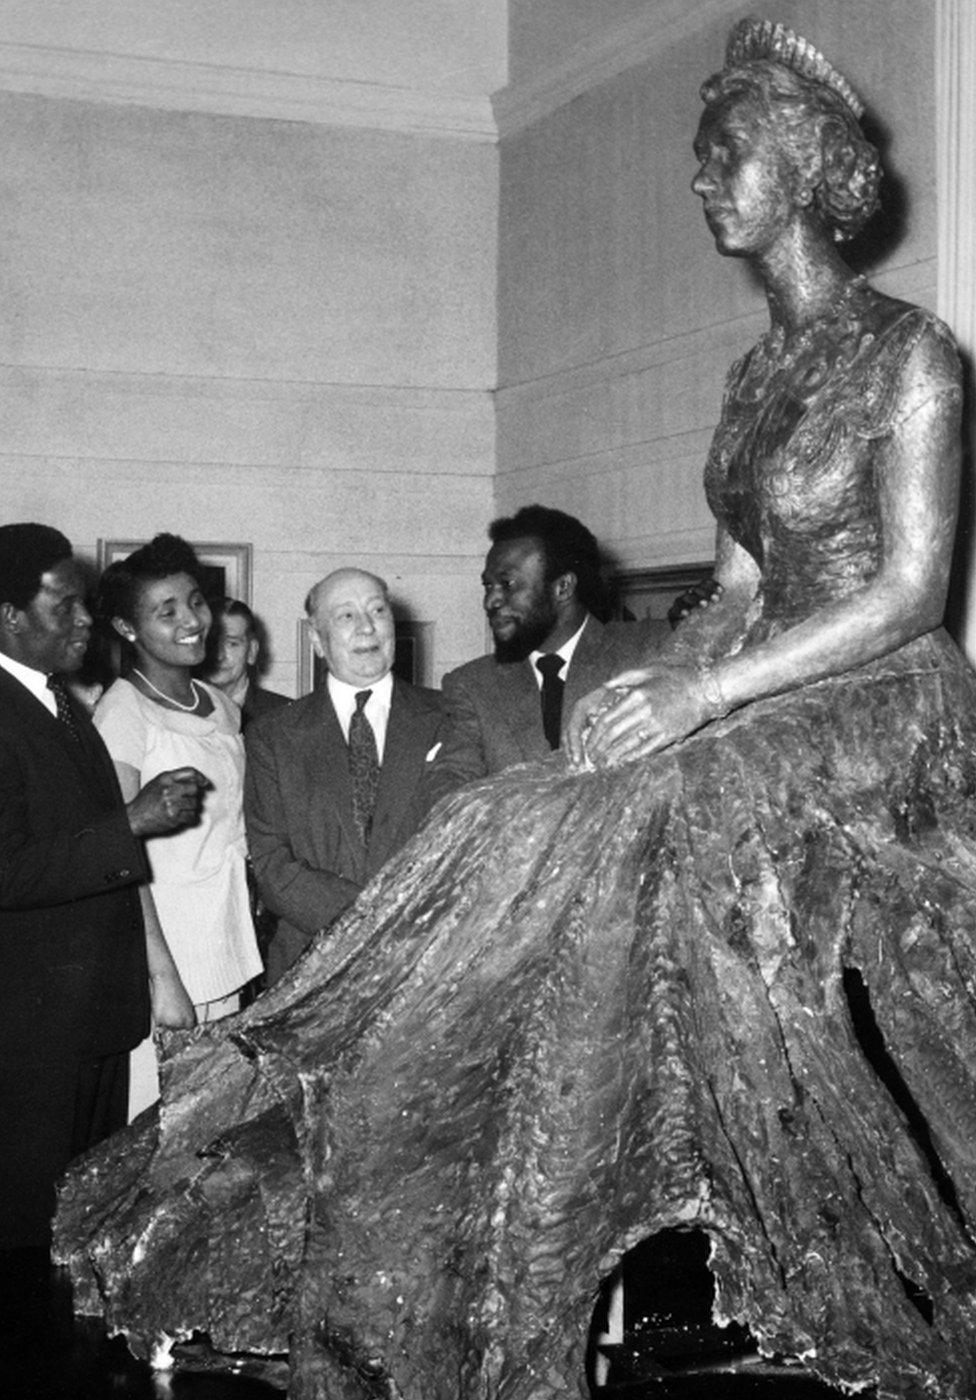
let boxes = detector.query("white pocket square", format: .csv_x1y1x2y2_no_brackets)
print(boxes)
425,742,442,762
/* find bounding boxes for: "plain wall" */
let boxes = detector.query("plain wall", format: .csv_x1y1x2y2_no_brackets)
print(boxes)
507,0,667,85
0,92,498,690
0,1,944,683
495,0,938,578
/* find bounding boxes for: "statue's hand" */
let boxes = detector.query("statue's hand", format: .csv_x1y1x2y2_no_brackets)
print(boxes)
565,665,725,770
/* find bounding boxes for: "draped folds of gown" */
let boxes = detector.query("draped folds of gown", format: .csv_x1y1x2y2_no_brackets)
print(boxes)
55,286,976,1400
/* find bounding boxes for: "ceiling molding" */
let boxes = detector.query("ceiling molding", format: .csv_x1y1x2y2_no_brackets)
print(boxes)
0,40,497,140
493,0,738,139
0,3,741,142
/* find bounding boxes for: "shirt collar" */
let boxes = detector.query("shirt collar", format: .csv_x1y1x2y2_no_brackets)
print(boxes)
529,614,589,681
0,650,57,712
327,668,393,717
226,674,250,707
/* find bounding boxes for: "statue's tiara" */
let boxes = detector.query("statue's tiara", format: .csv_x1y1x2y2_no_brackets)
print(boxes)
725,17,865,120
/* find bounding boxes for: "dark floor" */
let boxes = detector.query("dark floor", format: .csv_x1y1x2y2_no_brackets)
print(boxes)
0,1248,287,1400
1,1243,846,1399
592,1231,850,1399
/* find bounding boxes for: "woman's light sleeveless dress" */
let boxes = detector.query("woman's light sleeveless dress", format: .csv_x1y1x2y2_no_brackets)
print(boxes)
57,290,976,1400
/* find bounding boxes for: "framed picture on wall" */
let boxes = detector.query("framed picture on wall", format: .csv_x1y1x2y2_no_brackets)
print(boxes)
611,563,714,639
297,618,435,695
97,540,253,607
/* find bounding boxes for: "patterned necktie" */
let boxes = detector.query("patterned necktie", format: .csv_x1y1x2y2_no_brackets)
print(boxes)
47,674,83,744
536,653,565,751
348,689,379,846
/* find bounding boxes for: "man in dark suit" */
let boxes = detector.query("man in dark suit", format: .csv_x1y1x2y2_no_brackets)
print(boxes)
424,504,654,808
245,567,446,986
0,524,206,1248
206,598,290,730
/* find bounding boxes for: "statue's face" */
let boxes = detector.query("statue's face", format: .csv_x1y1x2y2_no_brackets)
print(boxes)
692,92,797,259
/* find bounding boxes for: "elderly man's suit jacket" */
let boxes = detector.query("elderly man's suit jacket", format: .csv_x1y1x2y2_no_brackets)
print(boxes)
245,679,446,976
424,616,663,809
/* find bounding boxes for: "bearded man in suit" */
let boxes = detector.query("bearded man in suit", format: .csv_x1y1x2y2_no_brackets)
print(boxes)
424,504,653,809
0,523,205,1249
245,568,446,986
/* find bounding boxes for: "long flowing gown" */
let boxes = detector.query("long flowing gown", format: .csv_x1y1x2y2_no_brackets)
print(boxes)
55,286,976,1400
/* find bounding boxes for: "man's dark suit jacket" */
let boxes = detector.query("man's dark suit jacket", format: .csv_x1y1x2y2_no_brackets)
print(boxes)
0,666,151,1245
424,616,660,809
245,678,446,983
240,681,290,731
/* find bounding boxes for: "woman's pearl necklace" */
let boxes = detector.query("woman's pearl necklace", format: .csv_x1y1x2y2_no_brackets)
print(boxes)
132,668,203,713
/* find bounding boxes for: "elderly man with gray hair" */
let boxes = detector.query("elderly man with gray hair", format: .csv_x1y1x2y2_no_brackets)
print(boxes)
244,567,446,985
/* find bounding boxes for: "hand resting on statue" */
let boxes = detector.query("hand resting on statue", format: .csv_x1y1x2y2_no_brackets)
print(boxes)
564,664,728,769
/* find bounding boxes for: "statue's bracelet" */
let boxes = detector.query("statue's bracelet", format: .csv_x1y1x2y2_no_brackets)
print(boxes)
697,664,729,718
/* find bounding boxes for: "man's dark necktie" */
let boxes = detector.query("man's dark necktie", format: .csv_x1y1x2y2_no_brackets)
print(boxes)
47,674,83,744
348,689,380,845
536,653,565,750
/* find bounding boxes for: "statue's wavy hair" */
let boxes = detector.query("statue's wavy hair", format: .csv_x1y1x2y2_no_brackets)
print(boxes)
700,59,881,242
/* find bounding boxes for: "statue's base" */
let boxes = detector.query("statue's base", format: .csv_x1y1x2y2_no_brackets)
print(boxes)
596,1356,849,1397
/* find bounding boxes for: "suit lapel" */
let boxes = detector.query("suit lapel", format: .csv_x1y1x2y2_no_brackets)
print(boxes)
72,692,121,802
489,622,612,761
0,668,113,796
374,685,416,811
371,683,434,858
297,690,360,857
494,660,550,762
564,618,611,715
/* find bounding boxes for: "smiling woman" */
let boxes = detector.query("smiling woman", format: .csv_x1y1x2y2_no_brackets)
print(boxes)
92,535,261,1114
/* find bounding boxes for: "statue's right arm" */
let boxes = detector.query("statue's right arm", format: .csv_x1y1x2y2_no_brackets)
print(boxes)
655,525,760,667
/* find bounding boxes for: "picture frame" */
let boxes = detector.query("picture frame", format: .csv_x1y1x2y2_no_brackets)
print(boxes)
611,563,714,632
298,618,435,695
96,540,252,607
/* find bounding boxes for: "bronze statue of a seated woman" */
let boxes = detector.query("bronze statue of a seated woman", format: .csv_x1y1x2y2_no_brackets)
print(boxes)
56,19,976,1400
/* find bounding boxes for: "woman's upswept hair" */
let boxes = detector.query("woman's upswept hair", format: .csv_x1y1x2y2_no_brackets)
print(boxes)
701,60,881,242
95,533,205,625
